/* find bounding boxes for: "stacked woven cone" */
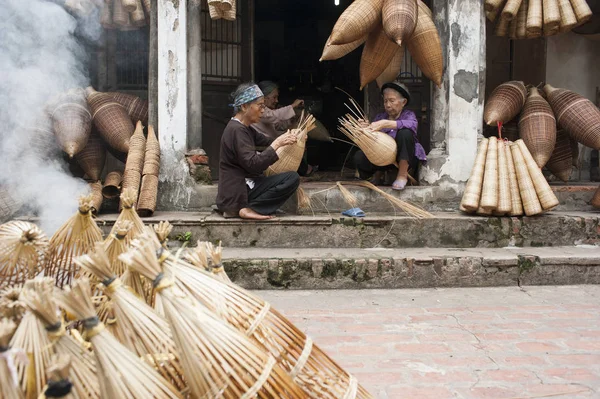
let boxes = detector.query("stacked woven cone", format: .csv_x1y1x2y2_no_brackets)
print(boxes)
137,125,160,216
101,0,151,30
485,0,593,38
321,0,443,89
121,121,146,210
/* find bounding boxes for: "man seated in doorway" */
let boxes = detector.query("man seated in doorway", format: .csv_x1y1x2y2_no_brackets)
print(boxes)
252,80,317,176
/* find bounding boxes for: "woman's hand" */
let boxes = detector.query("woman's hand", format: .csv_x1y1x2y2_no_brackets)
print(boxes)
271,131,297,150
292,99,304,109
358,118,370,128
369,119,396,132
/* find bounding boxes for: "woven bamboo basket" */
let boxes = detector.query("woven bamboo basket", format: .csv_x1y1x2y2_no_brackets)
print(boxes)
266,130,307,176
484,81,527,126
110,92,149,125
487,0,508,22
121,233,373,399
480,137,499,211
376,45,404,88
220,0,234,11
527,0,543,35
486,0,507,12
516,139,560,211
137,174,158,217
509,13,519,38
406,0,443,87
112,0,129,27
27,117,60,160
382,0,418,46
208,3,223,19
330,0,384,45
592,185,600,209
50,90,92,158
0,221,48,287
100,0,114,29
505,142,524,216
516,0,530,38
0,186,22,222
21,282,100,399
360,25,400,89
89,181,104,215
495,14,512,36
544,84,600,150
557,0,578,32
121,121,146,200
519,87,557,168
0,319,23,399
142,125,160,176
339,115,398,167
543,0,561,31
142,0,150,14
121,0,136,12
320,35,367,61
131,0,146,27
510,144,543,215
75,131,106,181
460,139,489,212
569,0,593,24
86,87,134,153
103,170,123,199
546,129,573,182
44,195,103,288
497,140,513,214
222,0,236,21
57,279,183,399
502,0,524,20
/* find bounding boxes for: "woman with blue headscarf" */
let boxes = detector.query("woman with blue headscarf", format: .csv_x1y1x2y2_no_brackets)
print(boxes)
217,82,300,220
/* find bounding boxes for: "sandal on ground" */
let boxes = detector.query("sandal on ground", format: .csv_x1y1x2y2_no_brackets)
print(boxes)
392,178,408,191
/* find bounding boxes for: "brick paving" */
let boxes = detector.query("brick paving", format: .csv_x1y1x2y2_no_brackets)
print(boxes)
260,285,600,399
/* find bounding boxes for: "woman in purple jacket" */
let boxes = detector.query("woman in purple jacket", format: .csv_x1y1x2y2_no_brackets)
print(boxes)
354,81,427,190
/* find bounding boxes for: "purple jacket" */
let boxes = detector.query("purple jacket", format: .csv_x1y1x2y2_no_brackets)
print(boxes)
373,110,427,162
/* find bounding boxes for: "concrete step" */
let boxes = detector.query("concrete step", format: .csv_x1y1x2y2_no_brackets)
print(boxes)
219,246,600,290
95,211,600,249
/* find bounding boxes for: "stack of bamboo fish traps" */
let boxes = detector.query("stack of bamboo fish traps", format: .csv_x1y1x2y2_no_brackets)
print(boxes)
266,112,316,176
100,0,151,30
322,0,443,89
207,0,237,21
460,137,559,216
485,0,593,38
48,88,92,159
137,125,160,217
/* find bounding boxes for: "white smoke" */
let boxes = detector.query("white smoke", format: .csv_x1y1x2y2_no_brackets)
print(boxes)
0,0,101,234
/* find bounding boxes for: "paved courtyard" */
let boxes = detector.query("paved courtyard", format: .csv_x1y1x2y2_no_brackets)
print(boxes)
261,285,600,399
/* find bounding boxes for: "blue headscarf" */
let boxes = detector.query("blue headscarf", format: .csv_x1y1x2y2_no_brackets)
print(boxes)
231,84,264,107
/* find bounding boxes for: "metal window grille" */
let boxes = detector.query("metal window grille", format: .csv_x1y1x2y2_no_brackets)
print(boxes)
115,28,149,90
201,2,243,83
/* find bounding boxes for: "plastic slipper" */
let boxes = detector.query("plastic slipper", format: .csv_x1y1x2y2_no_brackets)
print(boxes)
342,207,365,217
392,179,408,191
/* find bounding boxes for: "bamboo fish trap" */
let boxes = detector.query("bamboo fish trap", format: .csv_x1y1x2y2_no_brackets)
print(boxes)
266,112,316,176
527,0,543,36
407,0,443,88
141,125,160,177
75,131,106,181
510,143,543,215
121,239,314,399
484,81,528,126
110,92,149,126
102,171,123,199
460,139,489,212
121,121,146,199
57,278,182,399
505,142,524,216
359,25,400,90
501,0,524,20
546,129,574,182
480,137,499,211
44,195,103,288
0,221,48,287
320,35,367,62
20,281,100,399
516,139,559,211
75,245,186,393
120,230,374,399
85,87,134,154
519,87,557,168
89,181,103,215
376,46,404,88
49,89,92,158
516,0,529,38
382,0,418,46
496,140,513,214
330,0,384,45
0,318,24,399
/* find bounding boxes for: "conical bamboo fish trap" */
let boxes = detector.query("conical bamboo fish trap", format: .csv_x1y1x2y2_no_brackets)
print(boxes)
0,186,22,223
339,114,397,167
85,87,134,153
26,117,60,160
50,90,92,158
376,45,404,88
75,246,186,393
330,0,384,45
382,0,417,46
495,14,512,36
44,195,103,288
502,0,524,20
480,137,499,211
141,125,160,177
497,140,513,214
510,143,543,215
519,87,557,168
486,0,508,22
592,185,600,209
121,0,137,12
407,1,443,87
569,0,593,24
320,35,367,62
100,0,114,29
546,129,573,182
112,0,129,27
509,14,520,38
137,174,158,217
220,0,234,11
516,0,530,38
89,181,104,215
75,131,106,181
57,278,182,399
544,84,600,150
142,0,151,15
0,221,48,287
460,139,489,212
543,0,561,31
0,287,26,323
121,121,146,198
222,0,236,21
267,113,315,176
505,143,524,216
120,231,374,399
0,318,24,399
360,25,400,89
112,188,145,244
557,0,578,32
516,139,560,211
131,0,146,27
110,92,149,125
486,0,507,13
527,0,543,35
484,81,528,126
208,2,223,20
102,171,123,199
20,282,100,399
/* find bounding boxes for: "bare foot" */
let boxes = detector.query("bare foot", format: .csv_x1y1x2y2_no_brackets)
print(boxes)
239,208,275,220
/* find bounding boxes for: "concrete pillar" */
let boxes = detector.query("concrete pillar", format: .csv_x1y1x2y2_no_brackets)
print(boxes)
421,0,486,186
187,0,203,149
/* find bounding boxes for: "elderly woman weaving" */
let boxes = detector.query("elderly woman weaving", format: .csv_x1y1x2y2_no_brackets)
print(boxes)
217,83,300,220
354,81,427,190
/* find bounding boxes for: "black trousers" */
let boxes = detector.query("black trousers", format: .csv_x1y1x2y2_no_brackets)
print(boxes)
248,171,300,215
354,128,418,180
